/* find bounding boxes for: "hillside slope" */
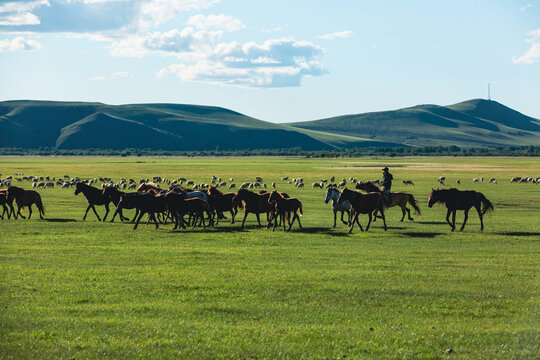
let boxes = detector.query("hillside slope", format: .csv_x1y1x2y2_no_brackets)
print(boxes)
288,99,540,147
0,99,538,150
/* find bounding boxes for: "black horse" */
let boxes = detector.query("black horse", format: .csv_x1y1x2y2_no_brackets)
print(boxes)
428,188,493,231
74,182,111,221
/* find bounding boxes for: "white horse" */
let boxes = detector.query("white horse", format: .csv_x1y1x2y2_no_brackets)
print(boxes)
324,187,352,227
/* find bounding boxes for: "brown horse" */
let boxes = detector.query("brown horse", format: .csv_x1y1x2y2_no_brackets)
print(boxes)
268,190,303,231
0,189,15,219
207,186,238,224
6,186,45,220
356,181,420,221
102,187,134,222
74,182,111,221
428,188,493,231
130,192,168,230
164,192,212,230
338,188,387,233
232,189,275,230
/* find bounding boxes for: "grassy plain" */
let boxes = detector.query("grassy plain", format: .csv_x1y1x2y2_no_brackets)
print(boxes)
1,156,539,359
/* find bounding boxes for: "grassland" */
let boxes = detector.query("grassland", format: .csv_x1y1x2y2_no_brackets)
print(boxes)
1,156,539,359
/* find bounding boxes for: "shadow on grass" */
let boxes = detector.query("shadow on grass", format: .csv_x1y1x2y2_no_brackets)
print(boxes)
417,221,448,225
494,231,540,237
401,232,443,238
42,218,77,223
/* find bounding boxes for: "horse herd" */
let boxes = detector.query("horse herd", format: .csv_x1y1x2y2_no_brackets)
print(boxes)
0,178,495,233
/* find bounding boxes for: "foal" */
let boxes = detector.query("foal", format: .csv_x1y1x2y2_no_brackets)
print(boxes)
268,191,303,231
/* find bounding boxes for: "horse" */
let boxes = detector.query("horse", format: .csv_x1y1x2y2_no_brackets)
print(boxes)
337,188,387,233
268,191,303,231
356,181,421,221
207,186,238,224
130,193,168,230
427,188,494,231
232,189,275,230
324,187,351,227
74,182,112,221
6,186,45,220
102,187,133,222
164,192,212,230
0,189,15,219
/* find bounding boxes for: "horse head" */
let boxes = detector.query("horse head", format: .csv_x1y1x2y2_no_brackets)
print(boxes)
427,188,438,208
74,182,83,195
324,187,336,204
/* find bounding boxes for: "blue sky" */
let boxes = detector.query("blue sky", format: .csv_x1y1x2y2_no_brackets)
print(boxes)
0,0,539,123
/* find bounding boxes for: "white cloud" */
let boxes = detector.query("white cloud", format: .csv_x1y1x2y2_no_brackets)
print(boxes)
513,29,540,64
91,75,107,80
0,36,42,51
317,30,353,40
187,14,245,32
138,0,220,28
156,38,326,87
0,0,49,26
262,25,283,33
0,12,40,26
520,3,532,11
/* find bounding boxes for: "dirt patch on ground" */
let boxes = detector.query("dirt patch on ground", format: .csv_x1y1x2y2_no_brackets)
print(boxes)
329,164,540,172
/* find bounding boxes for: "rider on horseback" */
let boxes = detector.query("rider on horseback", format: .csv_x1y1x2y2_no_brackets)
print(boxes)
381,167,393,205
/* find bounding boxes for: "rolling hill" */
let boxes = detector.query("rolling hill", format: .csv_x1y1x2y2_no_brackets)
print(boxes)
288,99,540,148
0,99,538,151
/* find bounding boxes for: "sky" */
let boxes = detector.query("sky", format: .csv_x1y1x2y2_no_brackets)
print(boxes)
0,0,539,123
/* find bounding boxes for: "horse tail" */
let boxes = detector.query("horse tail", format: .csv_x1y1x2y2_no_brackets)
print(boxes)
479,193,494,215
298,203,303,216
37,196,45,216
408,194,421,216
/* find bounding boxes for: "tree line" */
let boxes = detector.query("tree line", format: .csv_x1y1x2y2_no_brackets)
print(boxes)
0,145,538,157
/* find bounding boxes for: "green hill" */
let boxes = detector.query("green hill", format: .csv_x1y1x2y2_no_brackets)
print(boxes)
288,99,540,147
0,99,538,151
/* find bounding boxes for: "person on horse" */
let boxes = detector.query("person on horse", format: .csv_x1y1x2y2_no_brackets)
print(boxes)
381,167,393,205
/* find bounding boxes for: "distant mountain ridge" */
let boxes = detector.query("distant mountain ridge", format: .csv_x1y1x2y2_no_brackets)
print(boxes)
287,99,540,147
0,99,538,151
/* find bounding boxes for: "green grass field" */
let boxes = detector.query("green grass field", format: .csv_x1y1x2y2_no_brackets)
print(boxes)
1,156,539,359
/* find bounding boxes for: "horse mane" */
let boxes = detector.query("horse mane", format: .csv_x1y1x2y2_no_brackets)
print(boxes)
208,186,223,195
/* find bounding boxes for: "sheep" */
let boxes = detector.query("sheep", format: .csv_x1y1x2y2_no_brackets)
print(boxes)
281,176,288,181
402,180,414,185
228,183,236,190
473,178,479,183
271,182,276,188
438,176,445,185
312,182,321,188
45,182,54,188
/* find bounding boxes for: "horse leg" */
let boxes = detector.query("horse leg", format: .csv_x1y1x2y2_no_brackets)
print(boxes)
399,205,406,222
27,204,33,219
475,205,484,231
151,213,159,229
91,205,101,221
365,212,372,231
349,213,358,233
110,207,119,222
230,209,235,224
460,209,469,231
333,209,337,227
83,204,92,220
372,209,378,222
201,212,206,229
131,209,139,223
17,205,26,219
240,211,249,230
288,210,297,230
445,208,453,230
296,212,303,230
406,207,413,221
380,208,387,231
102,203,110,222
255,213,262,228
133,211,145,230
451,210,456,232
